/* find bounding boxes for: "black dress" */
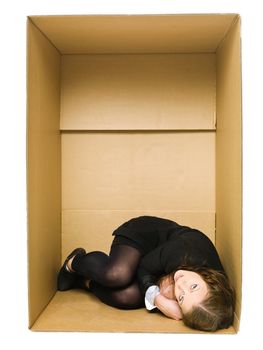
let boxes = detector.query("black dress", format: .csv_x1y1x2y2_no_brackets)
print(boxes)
112,216,224,294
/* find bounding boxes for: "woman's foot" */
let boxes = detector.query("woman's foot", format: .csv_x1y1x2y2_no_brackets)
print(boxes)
65,255,76,273
57,248,86,291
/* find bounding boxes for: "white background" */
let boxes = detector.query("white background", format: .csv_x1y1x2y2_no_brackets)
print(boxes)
0,0,262,348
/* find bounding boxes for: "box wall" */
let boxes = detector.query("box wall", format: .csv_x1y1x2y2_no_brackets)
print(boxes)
61,53,216,261
61,132,216,260
215,17,242,330
27,14,242,333
60,54,216,130
27,19,61,327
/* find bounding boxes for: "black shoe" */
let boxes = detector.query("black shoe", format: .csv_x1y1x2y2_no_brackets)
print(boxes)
57,248,86,291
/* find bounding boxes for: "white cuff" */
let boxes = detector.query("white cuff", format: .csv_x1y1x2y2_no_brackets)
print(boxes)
145,285,160,310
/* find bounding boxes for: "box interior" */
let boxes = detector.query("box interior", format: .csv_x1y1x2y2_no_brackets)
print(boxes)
27,14,242,333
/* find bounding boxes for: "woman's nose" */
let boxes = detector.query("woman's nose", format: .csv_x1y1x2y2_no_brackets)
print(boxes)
177,280,189,293
177,281,185,292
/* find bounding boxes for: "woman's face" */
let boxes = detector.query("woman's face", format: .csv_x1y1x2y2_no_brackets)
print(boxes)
173,270,209,314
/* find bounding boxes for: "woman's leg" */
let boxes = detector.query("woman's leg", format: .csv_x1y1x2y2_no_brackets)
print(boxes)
87,279,144,310
71,244,142,288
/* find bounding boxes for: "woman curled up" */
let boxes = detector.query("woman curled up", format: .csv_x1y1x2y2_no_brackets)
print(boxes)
57,216,235,332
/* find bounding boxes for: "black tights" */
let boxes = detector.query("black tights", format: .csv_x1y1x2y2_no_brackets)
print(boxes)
71,245,144,309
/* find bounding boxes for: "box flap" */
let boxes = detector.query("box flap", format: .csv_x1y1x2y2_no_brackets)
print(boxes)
30,14,237,54
60,54,216,130
62,132,215,211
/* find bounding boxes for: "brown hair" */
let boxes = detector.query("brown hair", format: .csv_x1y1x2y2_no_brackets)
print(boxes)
158,266,235,332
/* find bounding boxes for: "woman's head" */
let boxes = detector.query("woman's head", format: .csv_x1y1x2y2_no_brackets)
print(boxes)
173,267,235,331
173,269,209,314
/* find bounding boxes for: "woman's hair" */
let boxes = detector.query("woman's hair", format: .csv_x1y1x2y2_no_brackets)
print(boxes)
158,266,235,332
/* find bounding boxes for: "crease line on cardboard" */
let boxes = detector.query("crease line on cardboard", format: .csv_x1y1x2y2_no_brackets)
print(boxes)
61,209,216,212
216,14,240,52
28,16,62,55
29,292,57,330
60,129,217,134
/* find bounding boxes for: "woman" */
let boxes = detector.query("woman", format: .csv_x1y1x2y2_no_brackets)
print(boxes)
57,216,235,331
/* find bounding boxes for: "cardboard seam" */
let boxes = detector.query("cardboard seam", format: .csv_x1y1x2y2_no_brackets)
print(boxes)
233,311,240,333
29,291,57,330
59,54,63,267
28,17,62,55
60,129,217,133
61,209,217,212
29,13,238,19
216,14,240,52
213,60,217,129
61,51,216,56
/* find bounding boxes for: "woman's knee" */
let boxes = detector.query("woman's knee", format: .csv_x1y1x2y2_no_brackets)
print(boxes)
104,265,133,287
114,284,143,309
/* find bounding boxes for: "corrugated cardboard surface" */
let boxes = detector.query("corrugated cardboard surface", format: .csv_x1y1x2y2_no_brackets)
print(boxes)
61,132,215,260
31,290,235,333
60,49,216,261
61,211,216,262
27,19,61,326
60,54,216,130
216,16,242,329
30,14,236,54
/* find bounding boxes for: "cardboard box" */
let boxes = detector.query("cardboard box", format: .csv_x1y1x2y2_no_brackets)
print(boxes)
27,14,242,333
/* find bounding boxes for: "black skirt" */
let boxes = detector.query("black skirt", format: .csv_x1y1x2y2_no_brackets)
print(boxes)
111,216,181,255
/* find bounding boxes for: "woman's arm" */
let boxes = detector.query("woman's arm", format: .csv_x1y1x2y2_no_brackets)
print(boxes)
137,245,167,294
137,242,186,315
154,294,182,320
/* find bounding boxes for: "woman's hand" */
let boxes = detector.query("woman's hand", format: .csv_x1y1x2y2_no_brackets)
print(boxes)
160,283,175,299
154,294,183,320
159,275,175,300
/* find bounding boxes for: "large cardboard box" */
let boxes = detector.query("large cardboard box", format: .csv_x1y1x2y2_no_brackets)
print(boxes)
27,14,242,333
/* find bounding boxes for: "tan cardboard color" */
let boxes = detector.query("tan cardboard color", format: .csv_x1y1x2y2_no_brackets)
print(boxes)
27,21,61,327
62,132,215,210
27,14,242,333
62,132,216,261
61,211,216,263
60,54,216,130
30,290,234,333
216,16,242,329
30,14,235,54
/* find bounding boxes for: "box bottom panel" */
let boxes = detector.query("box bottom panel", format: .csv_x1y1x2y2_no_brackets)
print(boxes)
31,290,235,333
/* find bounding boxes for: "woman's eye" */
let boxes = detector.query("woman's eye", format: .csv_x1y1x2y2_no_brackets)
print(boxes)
191,284,198,290
179,295,184,304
